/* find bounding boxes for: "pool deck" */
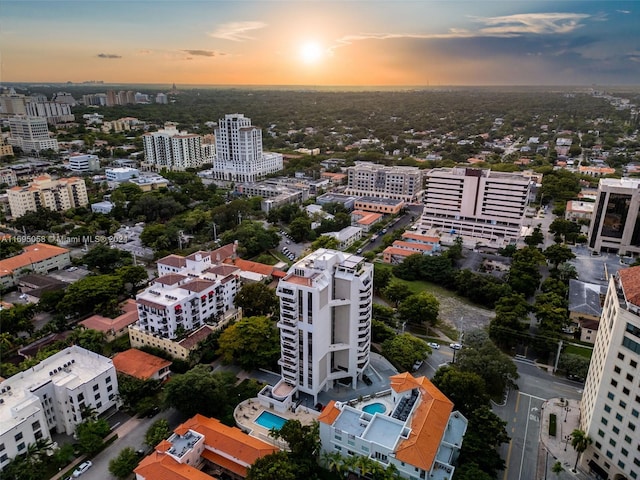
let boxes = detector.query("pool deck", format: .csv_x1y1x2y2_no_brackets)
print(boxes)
234,399,319,446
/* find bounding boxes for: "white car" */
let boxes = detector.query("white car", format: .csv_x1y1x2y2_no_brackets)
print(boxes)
73,461,92,477
449,343,462,350
428,342,440,350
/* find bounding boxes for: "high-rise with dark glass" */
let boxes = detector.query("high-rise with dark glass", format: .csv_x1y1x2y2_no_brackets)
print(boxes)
588,178,640,255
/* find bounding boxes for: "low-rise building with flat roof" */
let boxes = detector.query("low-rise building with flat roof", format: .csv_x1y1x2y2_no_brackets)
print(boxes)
0,243,70,289
354,196,404,215
321,226,363,250
0,346,118,471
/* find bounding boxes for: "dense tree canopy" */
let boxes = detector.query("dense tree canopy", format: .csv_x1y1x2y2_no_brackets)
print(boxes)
164,366,237,417
220,221,279,257
381,333,430,371
216,316,280,370
234,282,279,317
397,291,439,327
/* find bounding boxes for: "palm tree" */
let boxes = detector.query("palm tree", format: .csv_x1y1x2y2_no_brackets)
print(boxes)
570,429,592,472
551,460,564,477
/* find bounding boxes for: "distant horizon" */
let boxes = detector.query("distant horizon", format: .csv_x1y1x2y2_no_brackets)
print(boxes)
2,1,639,87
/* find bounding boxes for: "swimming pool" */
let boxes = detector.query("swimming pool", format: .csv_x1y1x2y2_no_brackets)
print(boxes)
255,411,288,430
362,402,386,414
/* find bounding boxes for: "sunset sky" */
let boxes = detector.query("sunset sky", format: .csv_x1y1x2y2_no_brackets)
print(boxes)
2,0,639,86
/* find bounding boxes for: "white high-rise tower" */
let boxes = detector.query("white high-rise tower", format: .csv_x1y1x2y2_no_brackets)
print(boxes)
212,114,283,183
273,249,373,404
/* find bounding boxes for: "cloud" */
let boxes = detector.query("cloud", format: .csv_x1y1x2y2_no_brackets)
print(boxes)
137,49,152,55
616,10,631,14
182,49,225,57
331,12,594,53
473,12,591,35
209,21,266,41
97,53,121,59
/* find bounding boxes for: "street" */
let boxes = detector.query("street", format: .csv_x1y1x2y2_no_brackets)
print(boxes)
77,408,186,480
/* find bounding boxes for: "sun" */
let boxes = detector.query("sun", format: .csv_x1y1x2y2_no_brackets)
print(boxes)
299,41,324,64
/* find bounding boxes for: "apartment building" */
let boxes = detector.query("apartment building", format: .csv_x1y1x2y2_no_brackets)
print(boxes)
211,114,283,183
130,247,241,358
0,346,118,470
105,167,139,182
0,243,71,289
269,249,373,406
421,167,532,245
383,232,441,265
345,162,424,202
25,101,74,124
142,122,204,171
587,178,640,256
0,168,18,187
7,175,89,218
135,414,278,480
318,373,467,480
565,200,595,223
235,181,309,213
7,116,59,152
321,226,363,250
579,266,640,480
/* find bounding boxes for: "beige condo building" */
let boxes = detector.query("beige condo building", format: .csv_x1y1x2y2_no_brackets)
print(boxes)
7,174,88,218
580,265,640,480
345,162,424,202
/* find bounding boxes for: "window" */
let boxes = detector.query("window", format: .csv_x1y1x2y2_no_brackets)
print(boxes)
621,400,627,409
613,426,620,434
604,405,611,413
17,443,25,452
107,385,113,392
624,387,630,395
598,429,605,437
601,417,608,425
618,460,625,469
31,421,40,431
106,376,112,384
625,435,632,444
608,392,615,400
14,433,22,442
615,366,621,374
631,359,638,368
611,379,618,387
0,454,7,463
96,402,102,409
94,393,100,400
34,430,43,440
93,385,99,391
622,448,629,456
606,451,613,459
616,413,623,421
630,423,636,431
633,409,639,418
618,352,625,360
627,374,634,382
0,444,4,452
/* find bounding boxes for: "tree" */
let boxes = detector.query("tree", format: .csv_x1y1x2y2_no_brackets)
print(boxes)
83,244,132,273
115,265,149,290
383,279,411,307
164,366,236,417
247,451,297,480
544,244,576,269
489,293,530,349
288,216,313,243
454,462,495,480
524,224,544,247
373,265,392,293
220,221,280,257
76,417,110,455
310,235,339,251
431,366,489,417
552,460,564,477
145,419,171,448
216,316,280,370
58,274,124,318
269,420,320,475
549,218,581,243
458,406,510,477
109,447,140,479
381,333,430,371
118,374,161,411
397,291,439,327
69,328,106,354
455,330,518,399
507,246,545,297
570,429,592,472
234,283,279,317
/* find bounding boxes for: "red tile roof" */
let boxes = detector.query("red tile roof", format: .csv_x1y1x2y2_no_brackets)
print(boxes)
223,258,275,277
135,451,213,480
180,279,216,293
0,243,69,276
113,349,172,380
318,400,341,425
401,232,440,243
158,254,187,269
391,373,454,471
619,266,640,307
155,274,188,286
178,325,215,350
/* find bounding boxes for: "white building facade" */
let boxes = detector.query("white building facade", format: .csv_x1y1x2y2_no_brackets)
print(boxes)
7,117,59,152
0,346,118,470
270,249,373,405
345,162,425,202
421,167,532,245
68,154,100,172
580,266,640,480
105,167,139,182
211,114,283,183
142,123,204,171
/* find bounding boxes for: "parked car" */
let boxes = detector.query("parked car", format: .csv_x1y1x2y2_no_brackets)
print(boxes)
427,342,440,350
449,343,462,350
72,461,92,477
356,248,363,254
146,406,160,417
412,360,424,371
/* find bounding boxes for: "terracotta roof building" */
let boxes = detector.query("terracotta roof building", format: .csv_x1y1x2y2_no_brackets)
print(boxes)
318,372,467,480
0,243,70,289
113,348,172,382
80,299,139,341
135,414,278,480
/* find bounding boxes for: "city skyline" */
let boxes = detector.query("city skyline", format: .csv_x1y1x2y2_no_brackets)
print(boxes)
2,1,640,87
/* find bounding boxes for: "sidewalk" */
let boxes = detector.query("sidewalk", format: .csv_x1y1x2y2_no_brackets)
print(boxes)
537,398,592,480
49,415,142,480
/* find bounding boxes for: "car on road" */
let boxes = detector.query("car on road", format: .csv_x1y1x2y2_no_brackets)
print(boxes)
449,343,462,350
412,360,424,371
146,406,160,417
427,342,440,350
73,461,92,477
356,248,363,254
